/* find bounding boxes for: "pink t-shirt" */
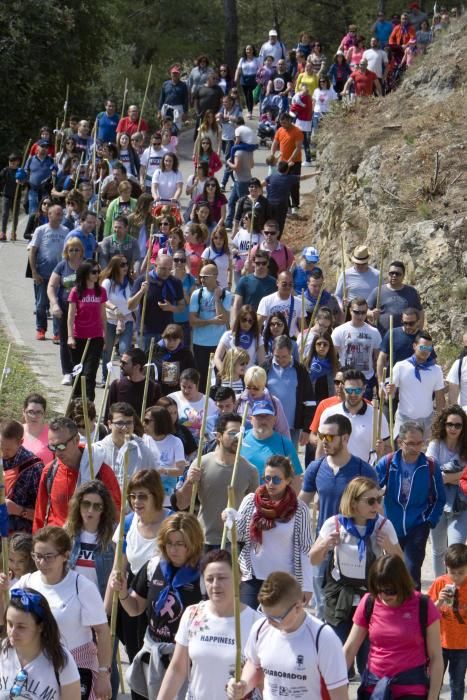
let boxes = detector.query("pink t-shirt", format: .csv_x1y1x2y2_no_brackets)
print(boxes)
68,286,107,339
353,592,440,698
22,425,53,464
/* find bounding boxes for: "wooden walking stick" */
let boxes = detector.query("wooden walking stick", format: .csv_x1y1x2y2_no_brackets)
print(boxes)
0,453,9,606
74,152,84,189
11,139,32,241
189,353,214,514
388,315,395,450
340,237,347,306
227,485,242,681
110,435,131,647
0,343,11,396
57,84,70,151
94,345,117,442
121,78,129,120
140,337,155,421
65,338,91,415
377,367,387,441
139,226,155,347
80,376,95,480
375,249,385,316
299,291,306,364
138,64,153,131
221,403,249,549
371,385,379,461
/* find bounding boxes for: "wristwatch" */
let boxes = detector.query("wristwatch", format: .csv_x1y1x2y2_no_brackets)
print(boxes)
98,667,111,674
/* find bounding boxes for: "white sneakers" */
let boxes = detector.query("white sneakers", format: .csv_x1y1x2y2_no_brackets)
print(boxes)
61,374,72,386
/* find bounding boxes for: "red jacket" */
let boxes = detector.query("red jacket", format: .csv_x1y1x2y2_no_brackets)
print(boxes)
460,466,467,497
33,451,121,531
389,23,416,46
194,152,222,177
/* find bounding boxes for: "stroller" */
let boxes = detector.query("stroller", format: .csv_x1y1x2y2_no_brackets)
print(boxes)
257,98,280,147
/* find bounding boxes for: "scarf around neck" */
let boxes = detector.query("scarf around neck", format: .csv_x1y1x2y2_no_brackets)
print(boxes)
154,559,200,615
250,484,298,545
310,356,332,382
408,353,435,382
337,515,378,561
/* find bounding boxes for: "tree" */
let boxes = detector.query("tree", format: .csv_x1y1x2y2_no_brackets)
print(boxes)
223,0,239,70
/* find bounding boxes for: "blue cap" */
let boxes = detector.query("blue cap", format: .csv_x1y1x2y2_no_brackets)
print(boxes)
302,246,320,262
251,399,275,417
38,139,50,147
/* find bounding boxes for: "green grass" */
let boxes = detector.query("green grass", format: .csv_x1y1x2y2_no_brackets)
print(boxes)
0,330,49,420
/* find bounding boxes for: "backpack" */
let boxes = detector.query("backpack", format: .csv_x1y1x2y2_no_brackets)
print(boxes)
382,452,436,505
364,593,429,657
196,286,226,312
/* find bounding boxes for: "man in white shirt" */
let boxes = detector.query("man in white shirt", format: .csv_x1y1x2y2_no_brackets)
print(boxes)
227,571,348,700
362,37,388,81
259,29,287,66
335,245,380,308
388,329,446,439
447,332,467,405
331,297,381,398
257,271,305,337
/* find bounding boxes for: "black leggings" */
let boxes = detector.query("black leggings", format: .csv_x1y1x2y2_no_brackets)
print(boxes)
241,82,255,114
70,336,104,401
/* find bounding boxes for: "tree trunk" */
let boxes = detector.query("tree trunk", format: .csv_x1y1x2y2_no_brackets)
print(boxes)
223,0,238,72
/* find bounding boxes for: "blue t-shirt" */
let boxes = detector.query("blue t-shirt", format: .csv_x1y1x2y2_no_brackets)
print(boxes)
97,111,120,143
240,430,302,480
292,265,322,295
174,273,196,324
399,457,418,506
267,363,298,427
189,287,232,347
65,228,97,260
302,455,375,532
265,172,299,204
374,20,393,45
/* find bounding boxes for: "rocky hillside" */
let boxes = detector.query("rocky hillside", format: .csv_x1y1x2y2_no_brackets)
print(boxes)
297,15,467,359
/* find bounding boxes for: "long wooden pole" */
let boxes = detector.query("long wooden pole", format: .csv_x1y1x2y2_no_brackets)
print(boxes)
94,345,117,442
189,353,214,514
80,376,95,480
140,337,155,421
57,84,70,152
0,454,8,606
375,249,385,315
11,140,32,240
139,227,155,346
221,403,249,548
121,78,129,121
388,315,395,450
0,344,11,395
377,367,387,441
371,385,379,455
110,435,130,646
74,152,84,189
340,238,347,304
66,338,91,415
299,291,306,364
138,65,153,131
227,485,242,681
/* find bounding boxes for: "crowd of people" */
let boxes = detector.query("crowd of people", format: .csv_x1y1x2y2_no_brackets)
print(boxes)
0,5,465,700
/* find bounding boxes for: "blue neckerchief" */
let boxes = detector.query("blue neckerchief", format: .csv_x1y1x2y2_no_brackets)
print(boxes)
154,559,200,615
148,270,176,304
157,338,185,360
112,277,129,297
287,296,295,332
310,356,332,382
238,330,253,350
337,515,378,561
407,354,435,382
208,244,225,261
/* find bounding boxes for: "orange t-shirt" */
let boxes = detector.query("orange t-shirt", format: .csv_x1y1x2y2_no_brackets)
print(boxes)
275,125,303,163
427,575,467,649
310,396,341,432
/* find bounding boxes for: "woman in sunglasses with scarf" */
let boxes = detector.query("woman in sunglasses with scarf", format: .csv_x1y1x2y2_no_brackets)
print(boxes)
1,588,80,700
310,476,402,677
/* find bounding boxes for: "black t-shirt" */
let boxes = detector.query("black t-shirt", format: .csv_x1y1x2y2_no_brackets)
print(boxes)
132,274,184,334
132,558,202,643
195,85,224,117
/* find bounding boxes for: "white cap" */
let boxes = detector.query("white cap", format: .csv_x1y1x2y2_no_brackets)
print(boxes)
269,29,278,36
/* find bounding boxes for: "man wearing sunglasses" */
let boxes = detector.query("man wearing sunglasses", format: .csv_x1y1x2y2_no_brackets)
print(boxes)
447,330,467,407
367,260,423,334
231,250,276,323
33,417,121,531
376,308,423,388
105,347,161,422
175,413,258,548
388,330,445,440
257,270,306,338
317,369,390,463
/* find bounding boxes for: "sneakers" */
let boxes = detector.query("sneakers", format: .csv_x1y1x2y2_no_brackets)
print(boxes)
303,160,313,168
291,207,299,216
61,373,72,386
36,330,46,341
52,334,60,344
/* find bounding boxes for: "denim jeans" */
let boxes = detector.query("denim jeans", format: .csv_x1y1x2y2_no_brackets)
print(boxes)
443,648,467,700
102,321,134,380
399,521,430,590
226,180,249,228
332,617,369,676
28,188,40,216
431,510,467,577
312,557,329,620
240,577,263,610
34,279,59,335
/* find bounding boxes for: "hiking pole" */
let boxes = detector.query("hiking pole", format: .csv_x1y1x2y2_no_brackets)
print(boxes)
340,237,347,309
388,315,395,450
221,403,249,549
140,337,155,422
0,452,9,607
138,64,153,132
57,84,70,152
139,226,155,347
374,249,385,327
94,345,117,442
121,78,128,119
299,291,306,364
189,353,214,514
74,152,84,189
227,485,242,681
110,435,130,648
80,377,95,480
66,338,91,415
0,343,11,396
11,139,32,241
377,368,387,441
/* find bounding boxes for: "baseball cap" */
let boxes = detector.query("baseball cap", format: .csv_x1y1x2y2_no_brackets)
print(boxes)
302,246,320,263
170,65,181,74
269,29,278,36
38,139,50,147
251,400,275,417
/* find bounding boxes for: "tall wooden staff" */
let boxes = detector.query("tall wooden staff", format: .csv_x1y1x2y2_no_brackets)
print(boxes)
189,353,214,514
11,139,32,241
57,84,70,152
340,238,347,304
138,65,153,131
388,315,395,450
0,452,9,606
221,403,249,548
299,291,306,364
377,367,387,441
371,385,379,453
80,376,95,480
0,344,11,396
65,338,91,415
121,78,129,120
94,345,117,442
110,435,130,647
74,152,84,189
139,226,155,346
140,337,155,422
227,485,242,682
375,249,385,315
91,117,98,181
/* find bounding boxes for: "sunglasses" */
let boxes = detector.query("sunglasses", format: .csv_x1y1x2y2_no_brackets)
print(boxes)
254,260,268,266
345,387,364,396
378,587,397,596
317,431,338,443
270,321,284,327
160,221,170,225
351,309,366,315
402,320,416,327
241,317,254,324
258,601,297,624
174,258,186,263
206,183,216,187
129,492,149,501
81,499,104,512
10,669,28,699
264,231,277,236
388,270,403,276
418,344,433,352
120,262,128,267
90,268,100,275
334,380,344,386
48,434,76,452
164,334,179,340
446,422,463,429
359,495,383,505
263,475,283,485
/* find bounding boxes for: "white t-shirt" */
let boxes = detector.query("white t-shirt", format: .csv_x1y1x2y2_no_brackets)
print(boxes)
237,57,261,77
0,647,79,700
112,512,164,575
319,513,398,582
175,600,261,699
101,278,132,324
17,570,107,651
257,292,305,338
393,358,445,418
219,329,264,368
232,229,263,268
311,87,338,114
201,248,230,288
140,146,168,182
319,401,389,463
446,356,467,405
245,613,348,699
73,530,99,587
362,48,388,79
142,433,186,505
331,321,382,380
151,169,183,200
167,391,217,441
